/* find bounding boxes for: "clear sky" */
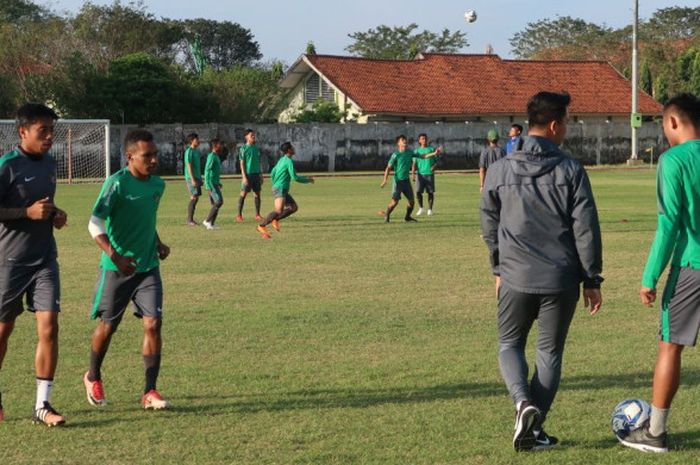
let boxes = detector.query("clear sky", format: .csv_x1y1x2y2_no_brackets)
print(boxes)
48,0,698,65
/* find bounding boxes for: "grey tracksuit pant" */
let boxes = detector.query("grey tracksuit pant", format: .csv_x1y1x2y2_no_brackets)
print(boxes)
497,282,580,421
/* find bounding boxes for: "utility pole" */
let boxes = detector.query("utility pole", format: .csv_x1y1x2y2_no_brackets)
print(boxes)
628,0,643,165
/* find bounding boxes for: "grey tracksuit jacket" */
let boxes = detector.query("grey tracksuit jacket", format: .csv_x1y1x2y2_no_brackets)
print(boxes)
479,136,603,294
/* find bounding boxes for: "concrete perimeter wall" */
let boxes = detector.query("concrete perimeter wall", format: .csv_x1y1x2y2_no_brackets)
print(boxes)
110,122,666,175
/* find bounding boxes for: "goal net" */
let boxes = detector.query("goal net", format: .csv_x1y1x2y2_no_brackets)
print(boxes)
0,119,110,182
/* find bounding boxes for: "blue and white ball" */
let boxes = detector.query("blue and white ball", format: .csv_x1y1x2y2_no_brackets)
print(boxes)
611,399,651,436
464,10,477,23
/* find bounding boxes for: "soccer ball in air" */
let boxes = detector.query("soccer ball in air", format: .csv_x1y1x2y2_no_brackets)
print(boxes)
611,399,651,437
464,9,477,23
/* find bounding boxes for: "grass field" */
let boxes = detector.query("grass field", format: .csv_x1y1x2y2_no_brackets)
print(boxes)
1,168,699,465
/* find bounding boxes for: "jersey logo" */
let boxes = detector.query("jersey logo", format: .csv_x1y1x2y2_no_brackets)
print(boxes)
125,194,144,201
24,176,36,182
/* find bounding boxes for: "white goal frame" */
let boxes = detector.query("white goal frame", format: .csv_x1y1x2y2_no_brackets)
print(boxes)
0,119,110,183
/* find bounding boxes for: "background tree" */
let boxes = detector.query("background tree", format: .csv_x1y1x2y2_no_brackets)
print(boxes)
306,41,317,55
640,61,653,95
291,99,347,123
0,0,49,23
346,24,467,60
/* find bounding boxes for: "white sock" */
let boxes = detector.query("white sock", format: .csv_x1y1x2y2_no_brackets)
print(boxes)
35,378,53,410
649,405,669,436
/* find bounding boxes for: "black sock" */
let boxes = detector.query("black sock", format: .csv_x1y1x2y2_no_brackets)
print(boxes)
428,194,434,210
254,196,261,215
206,203,221,224
237,196,245,216
417,193,423,208
278,204,297,220
88,349,107,382
405,205,414,220
261,211,278,226
143,354,161,394
386,204,396,219
187,198,198,222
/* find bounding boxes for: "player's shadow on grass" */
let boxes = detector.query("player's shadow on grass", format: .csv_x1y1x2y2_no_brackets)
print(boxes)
561,369,700,392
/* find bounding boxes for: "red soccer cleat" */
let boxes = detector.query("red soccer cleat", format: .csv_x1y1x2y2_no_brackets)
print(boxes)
235,215,244,222
83,371,107,406
141,389,169,410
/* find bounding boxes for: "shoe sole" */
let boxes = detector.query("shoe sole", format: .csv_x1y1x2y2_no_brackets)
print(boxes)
513,406,540,451
617,436,668,453
531,441,559,451
32,418,65,427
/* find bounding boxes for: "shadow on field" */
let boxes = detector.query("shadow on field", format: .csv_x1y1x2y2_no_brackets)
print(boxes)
561,369,700,392
171,380,504,415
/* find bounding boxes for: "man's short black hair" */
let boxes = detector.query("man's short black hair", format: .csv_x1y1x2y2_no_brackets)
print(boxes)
210,137,221,147
664,93,700,127
418,133,428,139
185,133,198,144
395,134,407,143
125,129,154,150
527,92,571,127
280,141,293,153
511,124,523,132
244,129,255,137
16,103,58,129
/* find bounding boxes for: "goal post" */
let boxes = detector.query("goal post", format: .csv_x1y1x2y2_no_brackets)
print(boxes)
0,119,111,183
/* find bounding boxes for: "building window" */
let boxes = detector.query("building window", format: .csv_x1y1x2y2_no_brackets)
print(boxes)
305,72,335,104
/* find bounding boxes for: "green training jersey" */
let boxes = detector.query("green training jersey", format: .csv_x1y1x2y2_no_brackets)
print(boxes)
204,152,221,190
92,168,165,273
240,144,261,175
388,150,418,181
413,146,437,175
184,147,202,181
270,156,310,191
642,140,700,288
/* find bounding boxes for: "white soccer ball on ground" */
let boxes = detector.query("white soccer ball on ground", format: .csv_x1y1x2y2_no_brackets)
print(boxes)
464,9,477,23
611,398,651,437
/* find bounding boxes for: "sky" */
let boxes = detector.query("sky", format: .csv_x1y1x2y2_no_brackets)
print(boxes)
47,0,698,65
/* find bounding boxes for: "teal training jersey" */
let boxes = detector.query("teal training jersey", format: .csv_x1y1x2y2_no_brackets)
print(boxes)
92,168,165,273
413,146,437,175
388,150,418,181
642,140,700,288
240,144,261,175
270,156,310,191
184,147,202,181
204,152,221,190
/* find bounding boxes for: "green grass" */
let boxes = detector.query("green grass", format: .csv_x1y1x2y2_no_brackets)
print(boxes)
1,169,699,464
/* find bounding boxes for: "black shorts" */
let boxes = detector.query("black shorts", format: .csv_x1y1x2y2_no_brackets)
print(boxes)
91,267,163,329
0,260,61,322
660,266,700,346
392,180,415,201
416,174,435,194
242,173,262,193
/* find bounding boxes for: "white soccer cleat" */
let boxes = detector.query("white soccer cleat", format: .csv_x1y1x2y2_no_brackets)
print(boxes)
416,208,424,216
427,209,433,216
202,220,218,230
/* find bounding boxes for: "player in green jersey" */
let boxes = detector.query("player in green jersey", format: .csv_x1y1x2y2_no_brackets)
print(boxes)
203,138,225,230
256,142,314,240
411,133,441,216
184,133,202,226
237,129,263,222
380,135,440,223
83,129,171,410
618,94,700,454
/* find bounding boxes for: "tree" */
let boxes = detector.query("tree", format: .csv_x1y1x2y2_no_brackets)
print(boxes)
653,74,669,104
346,24,467,60
644,7,700,41
0,0,49,23
174,18,261,71
290,99,347,123
306,41,316,55
509,16,612,59
640,61,653,95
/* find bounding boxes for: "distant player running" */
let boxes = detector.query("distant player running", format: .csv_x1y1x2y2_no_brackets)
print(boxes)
479,129,506,192
0,103,68,426
617,94,700,454
256,142,314,240
184,133,202,226
411,133,441,216
84,129,171,410
203,138,225,230
380,134,440,223
237,129,263,222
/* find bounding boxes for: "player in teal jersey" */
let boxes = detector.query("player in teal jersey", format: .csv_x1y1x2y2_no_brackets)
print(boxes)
0,103,68,426
184,133,202,226
203,138,225,230
411,133,441,216
83,129,171,410
618,94,700,454
237,129,263,222
380,134,440,223
256,142,314,239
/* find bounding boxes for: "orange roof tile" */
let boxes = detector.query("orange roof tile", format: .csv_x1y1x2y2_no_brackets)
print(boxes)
304,54,662,116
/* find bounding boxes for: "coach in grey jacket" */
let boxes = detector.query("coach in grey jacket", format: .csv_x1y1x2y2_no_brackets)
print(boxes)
480,91,603,452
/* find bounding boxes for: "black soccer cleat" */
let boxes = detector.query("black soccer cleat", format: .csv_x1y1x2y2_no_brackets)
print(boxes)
532,429,559,451
513,401,540,452
404,217,418,222
617,421,668,453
